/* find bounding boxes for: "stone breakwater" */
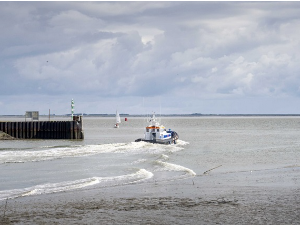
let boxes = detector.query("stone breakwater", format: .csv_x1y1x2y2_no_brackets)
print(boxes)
0,131,14,140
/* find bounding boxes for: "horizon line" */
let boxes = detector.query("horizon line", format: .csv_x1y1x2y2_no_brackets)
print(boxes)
1,113,300,117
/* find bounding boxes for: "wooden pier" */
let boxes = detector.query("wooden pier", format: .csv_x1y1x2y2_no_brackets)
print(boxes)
0,117,84,140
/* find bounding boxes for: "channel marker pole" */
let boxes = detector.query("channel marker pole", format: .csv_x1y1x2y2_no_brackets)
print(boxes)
71,99,74,120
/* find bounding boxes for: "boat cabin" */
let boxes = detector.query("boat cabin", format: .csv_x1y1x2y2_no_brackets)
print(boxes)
144,114,172,141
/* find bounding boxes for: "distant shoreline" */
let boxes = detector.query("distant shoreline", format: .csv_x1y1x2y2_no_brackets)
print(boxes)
1,114,300,117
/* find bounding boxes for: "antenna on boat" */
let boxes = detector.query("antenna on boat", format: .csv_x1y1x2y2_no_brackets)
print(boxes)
143,97,149,123
159,97,162,123
159,97,161,117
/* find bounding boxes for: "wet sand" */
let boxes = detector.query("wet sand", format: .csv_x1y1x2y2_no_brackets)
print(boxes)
1,166,299,224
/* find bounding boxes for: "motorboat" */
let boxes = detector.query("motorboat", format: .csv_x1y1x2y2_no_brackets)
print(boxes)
135,113,179,144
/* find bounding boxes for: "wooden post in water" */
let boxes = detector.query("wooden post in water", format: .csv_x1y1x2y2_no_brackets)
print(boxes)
30,122,33,139
15,122,19,138
33,122,37,138
70,121,74,139
22,122,25,139
7,122,11,136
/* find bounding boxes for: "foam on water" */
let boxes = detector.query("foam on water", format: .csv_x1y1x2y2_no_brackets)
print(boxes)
159,154,169,160
0,141,186,164
155,160,196,177
0,136,190,200
0,169,153,201
2,116,300,210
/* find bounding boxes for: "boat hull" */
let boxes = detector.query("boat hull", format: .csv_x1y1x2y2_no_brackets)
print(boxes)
135,138,177,145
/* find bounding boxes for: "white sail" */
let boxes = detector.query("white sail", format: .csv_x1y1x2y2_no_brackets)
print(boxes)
116,110,121,124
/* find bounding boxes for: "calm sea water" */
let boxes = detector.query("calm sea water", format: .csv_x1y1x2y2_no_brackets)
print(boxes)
1,116,300,200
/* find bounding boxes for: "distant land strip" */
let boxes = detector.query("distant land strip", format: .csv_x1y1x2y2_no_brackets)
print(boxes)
1,114,300,117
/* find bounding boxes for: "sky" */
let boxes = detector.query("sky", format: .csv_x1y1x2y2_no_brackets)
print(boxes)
1,1,300,115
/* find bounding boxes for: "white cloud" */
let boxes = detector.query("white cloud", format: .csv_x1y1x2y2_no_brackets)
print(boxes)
1,2,300,114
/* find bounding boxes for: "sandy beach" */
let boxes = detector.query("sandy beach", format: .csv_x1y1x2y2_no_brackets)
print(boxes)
1,165,299,224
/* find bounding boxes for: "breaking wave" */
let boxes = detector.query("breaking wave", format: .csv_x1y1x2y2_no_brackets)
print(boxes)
0,169,153,201
0,140,188,164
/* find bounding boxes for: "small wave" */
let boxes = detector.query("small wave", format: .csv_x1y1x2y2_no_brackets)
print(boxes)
175,140,190,146
129,159,147,165
0,169,153,201
0,141,187,164
159,154,169,161
0,143,128,164
155,160,196,177
40,145,82,149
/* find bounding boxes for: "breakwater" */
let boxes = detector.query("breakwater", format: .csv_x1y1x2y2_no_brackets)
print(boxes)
0,117,84,140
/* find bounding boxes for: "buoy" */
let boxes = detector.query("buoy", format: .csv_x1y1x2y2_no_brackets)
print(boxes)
125,118,127,121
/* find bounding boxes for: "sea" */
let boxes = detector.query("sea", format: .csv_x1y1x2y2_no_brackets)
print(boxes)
1,116,300,201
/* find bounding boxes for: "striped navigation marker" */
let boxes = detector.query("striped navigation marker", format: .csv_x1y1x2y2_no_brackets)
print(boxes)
71,99,75,120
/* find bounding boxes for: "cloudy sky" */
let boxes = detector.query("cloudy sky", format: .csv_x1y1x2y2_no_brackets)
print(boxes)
1,1,300,115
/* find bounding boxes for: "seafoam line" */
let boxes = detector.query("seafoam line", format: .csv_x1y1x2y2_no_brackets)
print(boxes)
0,141,188,164
0,169,153,201
155,160,196,176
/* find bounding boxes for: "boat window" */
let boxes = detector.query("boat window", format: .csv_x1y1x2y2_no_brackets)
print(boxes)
146,128,149,132
157,129,159,132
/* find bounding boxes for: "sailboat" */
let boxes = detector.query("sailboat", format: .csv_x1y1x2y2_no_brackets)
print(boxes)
114,110,121,128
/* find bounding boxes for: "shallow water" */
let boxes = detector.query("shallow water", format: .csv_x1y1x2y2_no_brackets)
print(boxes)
1,116,300,201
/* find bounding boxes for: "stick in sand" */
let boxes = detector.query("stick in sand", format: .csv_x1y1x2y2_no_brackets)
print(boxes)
203,165,222,174
3,198,8,219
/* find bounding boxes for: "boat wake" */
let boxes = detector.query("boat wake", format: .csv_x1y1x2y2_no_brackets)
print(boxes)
0,140,189,164
0,169,153,201
155,160,196,176
154,160,196,180
151,150,196,182
0,140,190,200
